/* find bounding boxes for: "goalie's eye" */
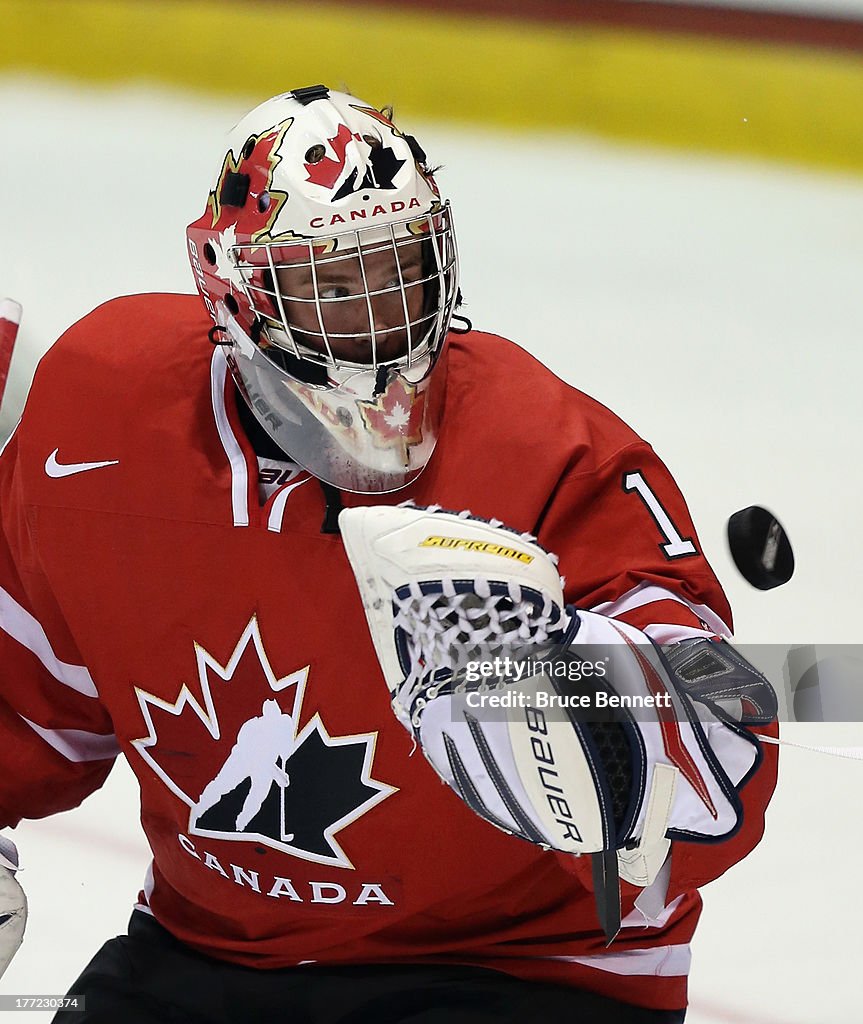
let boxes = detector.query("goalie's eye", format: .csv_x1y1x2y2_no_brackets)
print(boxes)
319,284,352,301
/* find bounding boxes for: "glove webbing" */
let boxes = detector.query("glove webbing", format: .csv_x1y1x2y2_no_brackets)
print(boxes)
392,578,563,727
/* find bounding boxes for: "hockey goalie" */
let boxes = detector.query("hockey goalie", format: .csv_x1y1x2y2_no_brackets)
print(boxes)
0,85,777,1024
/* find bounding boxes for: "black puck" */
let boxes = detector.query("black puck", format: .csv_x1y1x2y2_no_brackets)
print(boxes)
727,506,794,590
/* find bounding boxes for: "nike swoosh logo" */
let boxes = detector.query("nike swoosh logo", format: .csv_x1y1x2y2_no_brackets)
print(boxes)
45,448,119,478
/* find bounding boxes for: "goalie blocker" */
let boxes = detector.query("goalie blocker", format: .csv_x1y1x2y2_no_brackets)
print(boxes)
340,504,777,937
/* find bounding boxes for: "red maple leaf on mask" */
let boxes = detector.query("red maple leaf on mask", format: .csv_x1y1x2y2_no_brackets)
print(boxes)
358,376,425,465
209,127,287,233
305,123,362,190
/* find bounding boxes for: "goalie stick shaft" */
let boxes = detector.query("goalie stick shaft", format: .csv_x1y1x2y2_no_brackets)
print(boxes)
0,299,22,409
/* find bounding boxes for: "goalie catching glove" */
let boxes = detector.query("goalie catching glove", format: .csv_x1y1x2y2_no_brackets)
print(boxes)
340,504,776,902
0,835,26,978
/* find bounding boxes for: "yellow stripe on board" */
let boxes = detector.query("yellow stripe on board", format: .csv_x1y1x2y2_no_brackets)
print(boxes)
2,0,862,173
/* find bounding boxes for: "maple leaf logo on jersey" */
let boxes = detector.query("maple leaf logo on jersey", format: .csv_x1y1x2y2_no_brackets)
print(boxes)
357,375,425,466
131,617,396,869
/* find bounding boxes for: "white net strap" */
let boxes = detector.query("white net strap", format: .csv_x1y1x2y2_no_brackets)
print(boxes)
759,734,863,761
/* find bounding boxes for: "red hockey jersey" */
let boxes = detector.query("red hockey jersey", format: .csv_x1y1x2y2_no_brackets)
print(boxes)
0,294,777,1011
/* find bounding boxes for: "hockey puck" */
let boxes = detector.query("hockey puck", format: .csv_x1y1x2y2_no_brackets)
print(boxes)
727,506,794,590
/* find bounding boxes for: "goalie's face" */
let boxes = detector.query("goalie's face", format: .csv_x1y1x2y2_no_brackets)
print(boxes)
220,223,455,493
272,236,428,368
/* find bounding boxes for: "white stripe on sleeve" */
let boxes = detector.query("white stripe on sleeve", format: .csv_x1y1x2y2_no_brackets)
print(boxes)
21,716,120,762
0,585,99,697
545,942,691,977
591,582,731,638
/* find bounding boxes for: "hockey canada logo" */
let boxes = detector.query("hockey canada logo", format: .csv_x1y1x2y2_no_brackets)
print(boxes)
303,121,406,202
131,617,396,868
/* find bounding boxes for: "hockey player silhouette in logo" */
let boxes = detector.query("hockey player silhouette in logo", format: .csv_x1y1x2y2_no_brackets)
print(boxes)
193,699,297,839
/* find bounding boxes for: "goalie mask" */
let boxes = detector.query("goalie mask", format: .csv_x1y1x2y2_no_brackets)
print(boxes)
187,85,460,493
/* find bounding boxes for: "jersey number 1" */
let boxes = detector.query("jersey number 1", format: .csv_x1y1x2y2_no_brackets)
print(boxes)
623,471,697,559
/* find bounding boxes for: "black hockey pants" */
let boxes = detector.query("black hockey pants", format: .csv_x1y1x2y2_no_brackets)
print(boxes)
54,911,686,1024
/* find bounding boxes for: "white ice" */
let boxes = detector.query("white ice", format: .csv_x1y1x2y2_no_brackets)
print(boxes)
0,77,861,1023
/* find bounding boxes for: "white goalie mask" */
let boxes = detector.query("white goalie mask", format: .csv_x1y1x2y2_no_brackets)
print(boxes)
187,85,460,493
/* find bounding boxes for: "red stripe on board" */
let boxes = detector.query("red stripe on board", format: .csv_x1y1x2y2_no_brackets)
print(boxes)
311,0,863,52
